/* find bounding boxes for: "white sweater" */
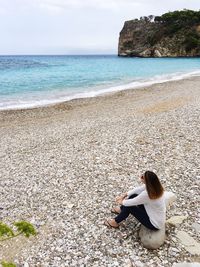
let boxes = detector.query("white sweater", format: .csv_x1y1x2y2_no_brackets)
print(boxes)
122,184,166,229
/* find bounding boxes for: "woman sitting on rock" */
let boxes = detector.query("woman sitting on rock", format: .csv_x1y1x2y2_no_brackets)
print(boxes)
104,171,166,230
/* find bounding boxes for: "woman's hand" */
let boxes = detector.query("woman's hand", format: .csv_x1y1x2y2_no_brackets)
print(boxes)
116,196,123,205
115,192,128,205
122,192,128,199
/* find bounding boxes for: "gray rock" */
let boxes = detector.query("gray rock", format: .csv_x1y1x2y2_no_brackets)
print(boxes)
154,49,162,57
167,215,188,226
139,225,166,249
176,231,200,255
192,223,200,233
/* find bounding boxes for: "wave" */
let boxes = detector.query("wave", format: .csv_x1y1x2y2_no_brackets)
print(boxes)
0,69,200,111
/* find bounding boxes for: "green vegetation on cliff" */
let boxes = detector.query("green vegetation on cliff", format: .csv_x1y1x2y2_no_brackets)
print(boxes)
154,10,200,30
151,10,200,51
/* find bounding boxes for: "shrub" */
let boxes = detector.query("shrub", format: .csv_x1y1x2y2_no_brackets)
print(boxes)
184,31,200,51
0,223,14,238
0,221,36,267
0,220,36,241
1,262,17,267
154,9,200,35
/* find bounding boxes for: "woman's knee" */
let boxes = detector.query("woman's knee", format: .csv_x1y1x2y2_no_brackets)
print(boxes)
129,206,139,216
121,205,132,212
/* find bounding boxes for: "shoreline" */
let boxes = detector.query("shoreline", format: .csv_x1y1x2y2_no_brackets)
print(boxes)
1,69,200,112
0,75,200,126
0,75,200,266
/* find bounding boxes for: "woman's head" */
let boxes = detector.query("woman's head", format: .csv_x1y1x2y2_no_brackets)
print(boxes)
142,171,164,199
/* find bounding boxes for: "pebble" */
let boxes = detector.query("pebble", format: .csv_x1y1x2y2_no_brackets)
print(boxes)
192,223,200,233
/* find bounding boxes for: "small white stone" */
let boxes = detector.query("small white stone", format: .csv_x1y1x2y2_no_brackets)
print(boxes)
66,203,74,209
167,215,188,226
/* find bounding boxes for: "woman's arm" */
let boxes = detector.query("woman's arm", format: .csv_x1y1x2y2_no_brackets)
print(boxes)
122,191,149,206
115,192,128,203
127,184,145,197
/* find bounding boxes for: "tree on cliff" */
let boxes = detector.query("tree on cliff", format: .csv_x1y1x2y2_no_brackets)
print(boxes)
153,9,200,51
154,9,200,32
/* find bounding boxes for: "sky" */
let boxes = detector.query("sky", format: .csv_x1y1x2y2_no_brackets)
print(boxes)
0,0,200,55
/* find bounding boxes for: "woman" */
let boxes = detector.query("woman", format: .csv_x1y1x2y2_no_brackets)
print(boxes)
104,171,166,230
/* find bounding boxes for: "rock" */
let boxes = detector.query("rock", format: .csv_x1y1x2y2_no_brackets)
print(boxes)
134,261,144,267
167,215,188,226
124,259,134,267
192,223,200,233
176,231,200,255
63,201,74,209
172,263,200,267
139,225,166,249
154,49,162,57
139,49,152,57
164,191,177,208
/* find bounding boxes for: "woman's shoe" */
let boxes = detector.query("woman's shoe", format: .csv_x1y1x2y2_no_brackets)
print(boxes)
111,206,121,214
104,219,119,228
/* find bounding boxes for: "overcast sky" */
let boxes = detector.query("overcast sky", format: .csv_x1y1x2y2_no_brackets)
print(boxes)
0,0,199,55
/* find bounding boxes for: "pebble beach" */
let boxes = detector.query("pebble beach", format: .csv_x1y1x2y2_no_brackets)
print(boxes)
0,77,200,266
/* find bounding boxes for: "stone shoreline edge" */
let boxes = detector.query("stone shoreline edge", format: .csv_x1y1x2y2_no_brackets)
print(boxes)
0,75,200,125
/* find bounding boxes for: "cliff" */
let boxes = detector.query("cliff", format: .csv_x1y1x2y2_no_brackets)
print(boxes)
118,10,200,57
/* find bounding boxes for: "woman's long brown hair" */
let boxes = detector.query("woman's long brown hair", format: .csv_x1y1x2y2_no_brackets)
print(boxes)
144,171,164,199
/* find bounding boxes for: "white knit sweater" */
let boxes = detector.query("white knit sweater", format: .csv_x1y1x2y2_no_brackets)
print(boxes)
122,184,166,229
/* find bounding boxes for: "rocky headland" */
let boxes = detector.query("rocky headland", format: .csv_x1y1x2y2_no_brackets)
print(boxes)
118,10,200,57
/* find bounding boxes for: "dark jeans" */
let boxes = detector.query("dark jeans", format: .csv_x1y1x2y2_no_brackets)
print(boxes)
114,194,158,230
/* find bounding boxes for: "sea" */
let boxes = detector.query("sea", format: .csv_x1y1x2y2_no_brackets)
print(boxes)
0,55,200,110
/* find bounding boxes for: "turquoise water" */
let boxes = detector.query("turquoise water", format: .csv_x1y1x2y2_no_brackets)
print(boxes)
0,55,200,110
